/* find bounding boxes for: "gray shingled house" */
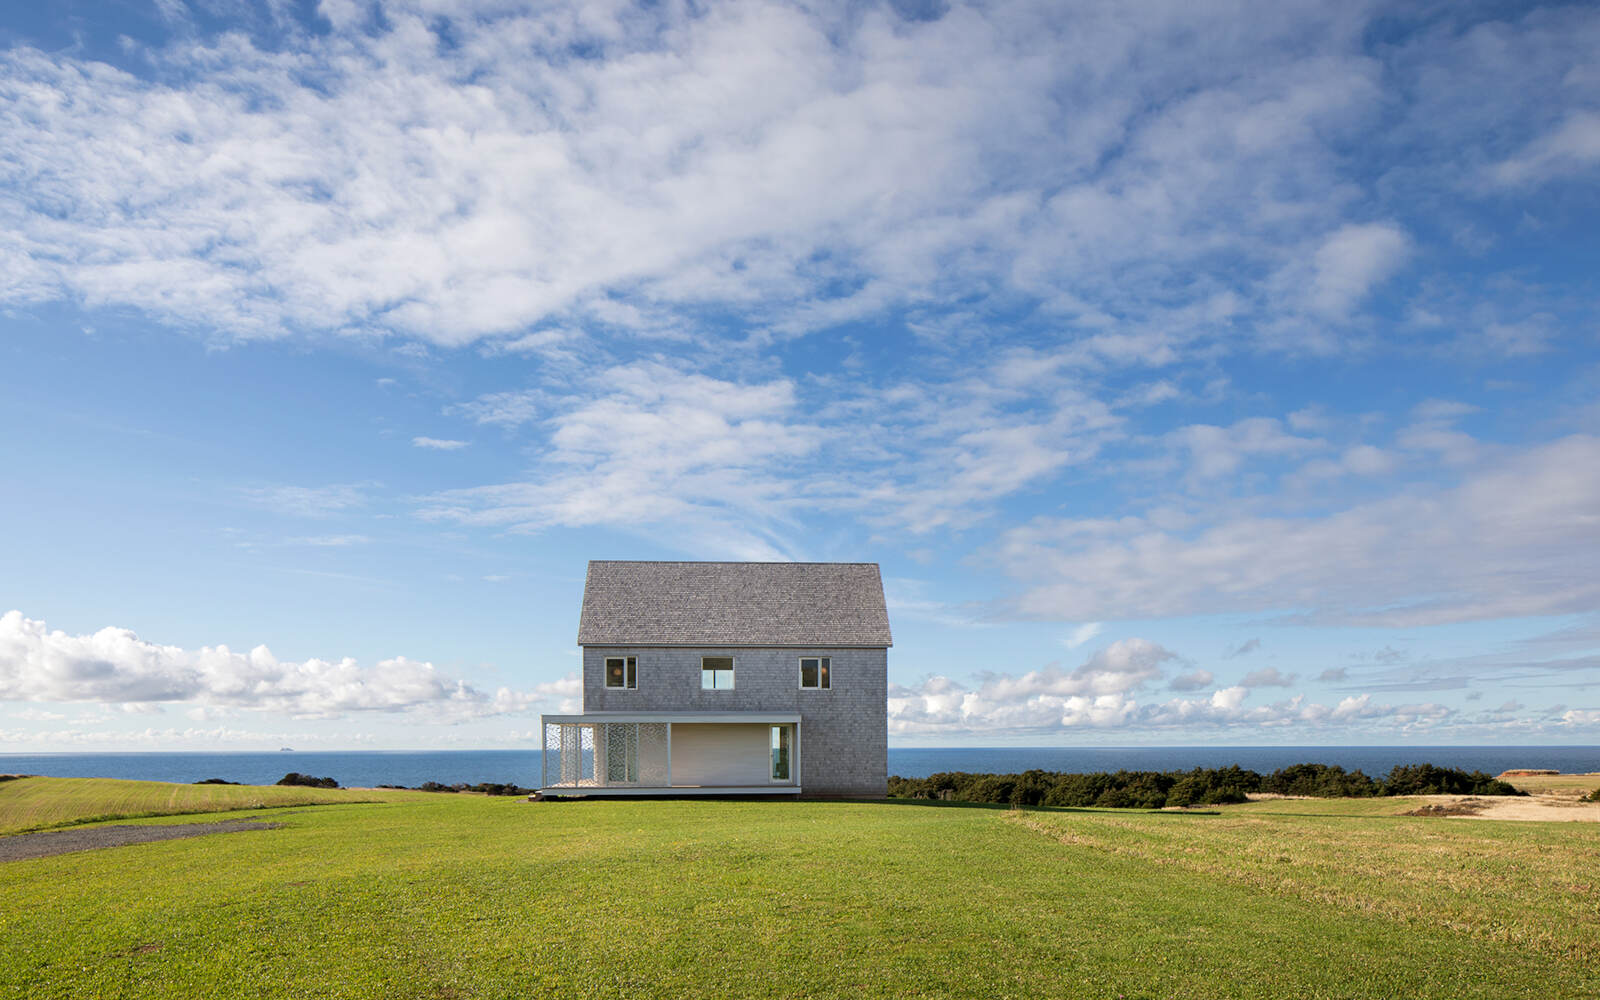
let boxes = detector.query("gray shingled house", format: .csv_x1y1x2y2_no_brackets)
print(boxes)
539,560,891,798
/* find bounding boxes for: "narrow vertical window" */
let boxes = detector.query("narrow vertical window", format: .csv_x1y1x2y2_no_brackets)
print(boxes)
799,656,831,689
605,656,637,689
770,725,791,781
701,656,735,690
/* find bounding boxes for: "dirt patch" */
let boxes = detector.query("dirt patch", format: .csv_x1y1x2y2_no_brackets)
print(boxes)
1499,769,1560,777
1399,793,1600,823
0,819,282,863
1405,799,1489,817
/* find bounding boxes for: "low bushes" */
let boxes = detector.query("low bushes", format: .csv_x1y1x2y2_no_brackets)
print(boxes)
887,762,1526,807
378,781,534,796
277,772,339,789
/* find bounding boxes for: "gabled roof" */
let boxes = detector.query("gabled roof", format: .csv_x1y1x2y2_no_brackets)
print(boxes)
577,561,892,648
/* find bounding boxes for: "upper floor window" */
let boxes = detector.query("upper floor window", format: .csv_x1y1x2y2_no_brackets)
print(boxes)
605,656,637,689
701,656,735,690
799,657,831,689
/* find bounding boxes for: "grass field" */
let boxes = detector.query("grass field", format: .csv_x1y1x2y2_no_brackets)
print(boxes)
1502,772,1600,796
2,780,1598,999
0,776,408,835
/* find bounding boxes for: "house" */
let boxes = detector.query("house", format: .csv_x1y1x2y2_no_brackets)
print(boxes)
539,560,892,798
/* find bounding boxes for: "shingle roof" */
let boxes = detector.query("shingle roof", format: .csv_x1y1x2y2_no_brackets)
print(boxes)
577,561,892,647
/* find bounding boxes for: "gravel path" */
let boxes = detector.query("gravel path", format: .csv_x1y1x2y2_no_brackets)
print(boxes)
0,819,283,862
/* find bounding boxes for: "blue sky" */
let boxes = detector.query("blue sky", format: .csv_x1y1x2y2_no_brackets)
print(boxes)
2,0,1597,751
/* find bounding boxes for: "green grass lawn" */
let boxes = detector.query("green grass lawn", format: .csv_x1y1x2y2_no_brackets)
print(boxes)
0,776,409,835
2,781,1597,999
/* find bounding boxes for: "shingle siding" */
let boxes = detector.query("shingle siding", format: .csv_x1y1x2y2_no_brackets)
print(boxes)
583,646,887,798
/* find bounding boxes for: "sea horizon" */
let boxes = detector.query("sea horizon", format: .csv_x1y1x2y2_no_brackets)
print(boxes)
4,744,1597,788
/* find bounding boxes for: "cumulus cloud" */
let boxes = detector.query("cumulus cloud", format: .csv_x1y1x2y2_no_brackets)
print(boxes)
1168,670,1214,692
1000,434,1600,626
0,611,575,720
888,654,1458,737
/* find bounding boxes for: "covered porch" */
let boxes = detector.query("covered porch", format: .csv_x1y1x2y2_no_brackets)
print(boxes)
539,712,801,796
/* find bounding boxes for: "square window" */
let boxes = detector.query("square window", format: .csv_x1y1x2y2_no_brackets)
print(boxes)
701,656,735,690
605,656,637,689
799,656,831,689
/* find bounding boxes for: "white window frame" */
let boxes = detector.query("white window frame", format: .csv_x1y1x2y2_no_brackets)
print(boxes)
604,655,637,690
701,655,735,691
769,724,793,783
798,656,831,690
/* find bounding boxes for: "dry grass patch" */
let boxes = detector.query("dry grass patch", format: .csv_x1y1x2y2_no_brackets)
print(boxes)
1008,798,1600,962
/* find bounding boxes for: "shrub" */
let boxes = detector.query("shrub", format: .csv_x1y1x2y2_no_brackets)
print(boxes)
194,777,239,785
411,781,535,795
276,772,339,789
468,782,534,796
1586,786,1600,803
886,761,1528,807
1382,764,1523,797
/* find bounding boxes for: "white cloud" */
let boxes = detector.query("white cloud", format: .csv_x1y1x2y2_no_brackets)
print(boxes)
1306,222,1411,316
1063,622,1103,649
412,437,469,450
238,483,371,518
1168,418,1321,480
999,434,1600,625
0,0,1508,355
887,654,1461,737
424,355,1122,553
284,534,371,547
1491,111,1600,186
1295,444,1396,482
1168,669,1214,692
422,361,821,558
1240,666,1296,688
0,610,575,720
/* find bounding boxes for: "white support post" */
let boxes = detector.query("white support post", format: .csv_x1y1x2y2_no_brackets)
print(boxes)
665,722,673,788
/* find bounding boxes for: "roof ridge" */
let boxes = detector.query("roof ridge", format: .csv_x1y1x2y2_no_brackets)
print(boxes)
587,560,879,567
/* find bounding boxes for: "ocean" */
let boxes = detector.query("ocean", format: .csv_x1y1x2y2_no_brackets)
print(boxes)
2,745,1596,788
